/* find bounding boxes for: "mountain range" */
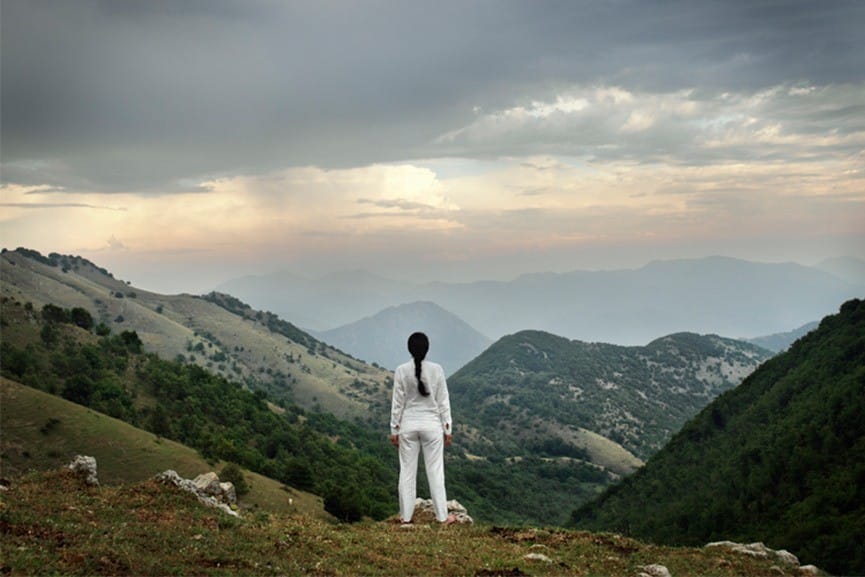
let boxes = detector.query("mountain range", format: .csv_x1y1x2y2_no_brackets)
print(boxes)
571,298,865,576
1,247,783,526
218,256,864,345
311,301,491,374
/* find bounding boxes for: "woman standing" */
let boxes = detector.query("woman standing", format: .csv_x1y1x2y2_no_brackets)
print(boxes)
390,332,456,525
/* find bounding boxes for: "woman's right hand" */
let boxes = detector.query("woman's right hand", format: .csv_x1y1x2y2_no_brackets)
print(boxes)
390,435,399,448
444,434,452,447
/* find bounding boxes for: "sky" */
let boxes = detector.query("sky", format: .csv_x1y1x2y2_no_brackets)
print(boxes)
2,0,864,293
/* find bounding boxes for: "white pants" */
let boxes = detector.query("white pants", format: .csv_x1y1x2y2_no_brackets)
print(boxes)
398,429,447,522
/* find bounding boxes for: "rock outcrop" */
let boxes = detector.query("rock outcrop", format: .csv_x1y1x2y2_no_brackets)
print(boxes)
66,455,99,486
154,470,238,517
706,541,819,574
413,498,474,524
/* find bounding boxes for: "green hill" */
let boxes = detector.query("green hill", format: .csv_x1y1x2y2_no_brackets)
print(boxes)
434,330,772,527
0,248,391,420
0,377,329,520
571,299,865,576
449,330,772,464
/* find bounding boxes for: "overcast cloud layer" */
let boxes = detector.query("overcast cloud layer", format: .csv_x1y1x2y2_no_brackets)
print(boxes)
1,0,864,291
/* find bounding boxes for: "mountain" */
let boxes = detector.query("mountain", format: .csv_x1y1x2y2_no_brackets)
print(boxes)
218,256,862,345
814,255,865,287
312,301,491,374
218,268,413,331
570,299,865,576
744,321,819,352
0,248,391,420
449,330,773,467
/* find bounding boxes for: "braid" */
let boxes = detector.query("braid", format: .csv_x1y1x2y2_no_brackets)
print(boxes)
407,332,430,397
414,356,429,396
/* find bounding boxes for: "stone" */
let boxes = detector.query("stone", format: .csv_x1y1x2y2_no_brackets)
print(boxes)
707,541,813,573
192,472,220,494
706,541,769,559
412,498,474,524
219,482,237,505
67,455,99,486
637,564,672,577
799,565,819,576
155,470,239,517
775,549,799,567
523,553,553,564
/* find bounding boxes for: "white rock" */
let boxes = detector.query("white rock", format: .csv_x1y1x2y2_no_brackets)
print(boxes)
638,563,672,577
155,470,239,517
413,498,474,524
523,553,553,564
799,565,819,576
219,481,237,505
706,541,769,559
775,549,799,566
67,455,99,486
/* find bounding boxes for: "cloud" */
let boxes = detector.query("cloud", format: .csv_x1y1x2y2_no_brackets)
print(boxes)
434,83,865,166
2,1,863,193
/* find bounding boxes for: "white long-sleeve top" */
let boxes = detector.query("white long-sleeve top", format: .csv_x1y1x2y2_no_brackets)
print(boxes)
390,359,452,437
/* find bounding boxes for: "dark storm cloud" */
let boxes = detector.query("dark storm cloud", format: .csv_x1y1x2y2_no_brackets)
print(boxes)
2,0,863,192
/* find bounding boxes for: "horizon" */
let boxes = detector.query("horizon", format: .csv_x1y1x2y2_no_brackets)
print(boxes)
2,1,864,294
3,245,863,296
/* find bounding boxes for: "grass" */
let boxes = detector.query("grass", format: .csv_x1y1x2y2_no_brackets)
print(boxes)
0,378,329,519
0,250,391,421
0,468,810,576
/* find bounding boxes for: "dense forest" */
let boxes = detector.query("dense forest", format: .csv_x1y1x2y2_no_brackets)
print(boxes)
0,297,395,521
570,299,865,576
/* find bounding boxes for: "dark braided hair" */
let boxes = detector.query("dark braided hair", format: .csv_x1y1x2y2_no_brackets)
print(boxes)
407,332,430,396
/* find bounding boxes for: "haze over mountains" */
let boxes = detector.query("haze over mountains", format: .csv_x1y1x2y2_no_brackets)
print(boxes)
218,256,864,346
311,301,491,374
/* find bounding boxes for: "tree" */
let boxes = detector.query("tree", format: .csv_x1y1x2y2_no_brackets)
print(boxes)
41,304,68,324
62,375,94,406
219,462,250,497
69,307,94,331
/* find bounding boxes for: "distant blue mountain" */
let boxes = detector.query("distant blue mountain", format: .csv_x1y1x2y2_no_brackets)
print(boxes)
744,320,820,353
218,256,863,346
312,301,491,375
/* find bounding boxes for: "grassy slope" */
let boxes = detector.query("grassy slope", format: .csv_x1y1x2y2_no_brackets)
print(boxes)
0,377,330,520
0,249,390,419
0,467,811,577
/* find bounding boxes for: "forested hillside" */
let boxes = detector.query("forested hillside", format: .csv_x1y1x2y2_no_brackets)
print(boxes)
0,297,395,521
450,330,772,463
571,299,865,576
0,248,391,420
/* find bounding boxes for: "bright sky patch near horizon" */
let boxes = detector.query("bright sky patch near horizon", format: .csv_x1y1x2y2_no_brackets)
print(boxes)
1,1,864,293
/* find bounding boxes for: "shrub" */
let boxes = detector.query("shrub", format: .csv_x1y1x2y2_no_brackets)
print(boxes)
220,462,250,497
